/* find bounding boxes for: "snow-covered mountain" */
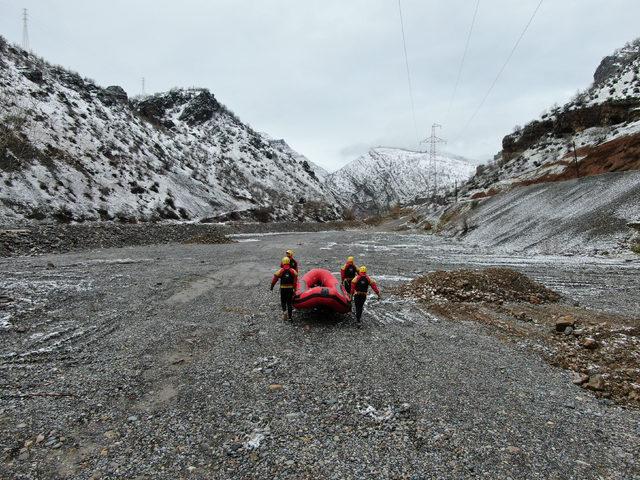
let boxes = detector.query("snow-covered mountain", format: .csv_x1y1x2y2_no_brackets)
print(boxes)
462,38,640,199
327,147,475,214
0,37,339,224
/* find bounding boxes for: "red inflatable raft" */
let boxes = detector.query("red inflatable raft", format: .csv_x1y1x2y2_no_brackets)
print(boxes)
294,268,352,314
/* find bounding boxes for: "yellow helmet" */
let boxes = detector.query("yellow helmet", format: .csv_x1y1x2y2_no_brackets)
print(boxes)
286,249,294,257
282,257,290,265
359,266,367,274
347,256,354,263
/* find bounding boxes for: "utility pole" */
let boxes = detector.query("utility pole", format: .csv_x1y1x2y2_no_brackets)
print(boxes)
422,123,446,198
572,140,580,178
22,8,30,51
141,77,146,96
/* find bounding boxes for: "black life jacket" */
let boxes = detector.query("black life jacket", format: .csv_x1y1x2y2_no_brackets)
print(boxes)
281,268,295,285
345,263,357,279
289,258,298,271
355,275,369,293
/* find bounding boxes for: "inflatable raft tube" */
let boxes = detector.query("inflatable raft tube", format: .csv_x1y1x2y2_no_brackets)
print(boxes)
294,268,351,314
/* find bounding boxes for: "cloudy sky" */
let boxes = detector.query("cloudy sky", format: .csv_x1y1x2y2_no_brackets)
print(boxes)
1,0,639,171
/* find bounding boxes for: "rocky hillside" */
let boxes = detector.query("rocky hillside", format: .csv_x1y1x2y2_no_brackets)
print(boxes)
327,147,475,214
462,38,640,199
440,171,640,254
0,37,340,224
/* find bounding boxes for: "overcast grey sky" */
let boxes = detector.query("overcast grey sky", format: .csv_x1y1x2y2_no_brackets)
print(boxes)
1,1,639,171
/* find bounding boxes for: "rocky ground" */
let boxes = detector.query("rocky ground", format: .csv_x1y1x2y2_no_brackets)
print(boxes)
0,221,361,257
398,268,640,407
1,230,639,479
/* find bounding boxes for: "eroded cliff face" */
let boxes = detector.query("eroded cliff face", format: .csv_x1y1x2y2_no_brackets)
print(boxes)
502,100,640,161
461,38,640,200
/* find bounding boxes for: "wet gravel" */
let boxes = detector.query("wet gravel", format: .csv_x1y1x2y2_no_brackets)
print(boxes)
1,230,639,479
0,221,362,257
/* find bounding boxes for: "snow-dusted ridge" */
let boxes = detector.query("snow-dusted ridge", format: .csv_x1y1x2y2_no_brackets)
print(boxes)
326,147,475,214
461,37,640,199
0,37,339,224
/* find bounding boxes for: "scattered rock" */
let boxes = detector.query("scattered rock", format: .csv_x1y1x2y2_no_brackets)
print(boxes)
268,384,283,392
572,373,589,385
585,374,605,391
581,338,598,349
35,434,45,444
564,326,574,335
127,415,139,422
506,446,522,454
555,316,575,332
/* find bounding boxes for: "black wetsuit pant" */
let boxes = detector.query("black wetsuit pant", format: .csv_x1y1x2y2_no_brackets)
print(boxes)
343,278,355,293
280,288,294,318
354,294,367,322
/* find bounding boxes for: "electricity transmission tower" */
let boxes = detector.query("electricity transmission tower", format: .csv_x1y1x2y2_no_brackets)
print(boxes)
22,8,30,51
422,123,446,197
141,77,146,95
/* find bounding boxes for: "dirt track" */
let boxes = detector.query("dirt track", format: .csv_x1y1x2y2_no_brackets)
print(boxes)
1,230,639,479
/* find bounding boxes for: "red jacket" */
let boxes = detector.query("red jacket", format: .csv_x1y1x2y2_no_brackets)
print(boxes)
271,265,298,289
350,273,380,296
340,261,358,281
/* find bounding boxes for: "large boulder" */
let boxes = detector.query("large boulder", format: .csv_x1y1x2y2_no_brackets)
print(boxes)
21,68,43,84
98,85,129,106
178,90,220,126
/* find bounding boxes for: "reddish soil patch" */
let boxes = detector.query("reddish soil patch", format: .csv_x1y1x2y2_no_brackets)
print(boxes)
517,131,640,187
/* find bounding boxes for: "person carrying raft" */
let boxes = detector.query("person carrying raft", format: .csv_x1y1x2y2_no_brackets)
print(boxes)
350,266,381,328
340,256,358,292
271,257,298,321
281,249,299,272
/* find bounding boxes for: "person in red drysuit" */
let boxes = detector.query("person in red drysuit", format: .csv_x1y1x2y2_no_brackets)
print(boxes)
340,256,358,293
281,249,299,272
271,257,298,321
350,265,381,327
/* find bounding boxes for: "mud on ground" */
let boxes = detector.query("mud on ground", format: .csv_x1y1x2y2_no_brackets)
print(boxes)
399,267,640,408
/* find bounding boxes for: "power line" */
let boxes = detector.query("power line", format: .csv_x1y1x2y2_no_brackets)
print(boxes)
22,8,29,51
397,0,420,148
446,0,480,120
458,0,544,137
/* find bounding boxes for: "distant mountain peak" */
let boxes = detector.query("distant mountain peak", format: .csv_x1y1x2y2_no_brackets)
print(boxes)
327,147,475,214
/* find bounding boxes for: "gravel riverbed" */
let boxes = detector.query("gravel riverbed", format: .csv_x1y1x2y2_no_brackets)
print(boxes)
1,230,639,479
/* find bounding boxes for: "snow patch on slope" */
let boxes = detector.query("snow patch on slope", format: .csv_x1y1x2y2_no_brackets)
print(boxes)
0,38,339,224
